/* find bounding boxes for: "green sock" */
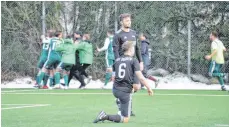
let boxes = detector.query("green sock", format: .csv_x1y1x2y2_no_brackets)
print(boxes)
43,74,49,86
36,75,39,84
218,77,225,87
38,72,45,85
54,72,61,85
104,72,112,86
49,77,54,87
64,75,69,86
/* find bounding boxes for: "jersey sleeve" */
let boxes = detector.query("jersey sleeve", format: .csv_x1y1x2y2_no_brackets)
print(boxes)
113,34,120,59
135,41,143,62
211,41,218,51
99,38,110,52
133,59,140,72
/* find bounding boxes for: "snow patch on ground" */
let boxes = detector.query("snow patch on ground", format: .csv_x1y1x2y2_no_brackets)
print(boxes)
1,73,228,90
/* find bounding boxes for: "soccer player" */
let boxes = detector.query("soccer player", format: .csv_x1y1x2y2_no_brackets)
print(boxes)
55,35,75,89
93,41,153,124
139,33,159,88
38,31,64,89
35,30,54,89
112,13,143,116
205,31,227,91
97,30,115,88
67,31,83,86
74,33,93,89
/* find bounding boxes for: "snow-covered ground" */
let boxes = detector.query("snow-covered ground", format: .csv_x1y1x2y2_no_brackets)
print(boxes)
1,73,228,90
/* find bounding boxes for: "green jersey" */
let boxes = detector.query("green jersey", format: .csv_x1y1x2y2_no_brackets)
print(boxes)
40,37,51,58
98,36,115,60
48,37,63,58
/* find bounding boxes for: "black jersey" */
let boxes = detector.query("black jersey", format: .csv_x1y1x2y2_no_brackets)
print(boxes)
113,29,142,62
113,55,140,93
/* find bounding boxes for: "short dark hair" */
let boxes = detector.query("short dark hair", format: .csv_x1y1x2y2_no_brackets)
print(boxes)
119,13,131,22
74,31,83,37
47,29,55,37
55,30,62,37
107,30,114,35
211,31,218,38
139,33,147,39
66,35,72,39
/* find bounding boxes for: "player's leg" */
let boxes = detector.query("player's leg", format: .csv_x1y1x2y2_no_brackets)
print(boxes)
142,68,159,88
81,64,92,84
49,69,54,87
104,59,113,87
214,64,226,91
93,89,130,123
37,59,50,87
63,64,73,89
54,61,63,88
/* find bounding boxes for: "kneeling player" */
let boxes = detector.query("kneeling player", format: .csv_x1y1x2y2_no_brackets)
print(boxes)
93,41,153,123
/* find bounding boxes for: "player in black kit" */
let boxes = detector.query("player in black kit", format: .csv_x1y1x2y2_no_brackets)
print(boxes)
93,41,153,124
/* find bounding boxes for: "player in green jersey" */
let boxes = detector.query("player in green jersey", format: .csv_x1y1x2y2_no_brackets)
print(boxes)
97,30,115,88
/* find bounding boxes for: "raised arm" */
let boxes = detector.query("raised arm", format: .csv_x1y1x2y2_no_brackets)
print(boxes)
98,38,110,52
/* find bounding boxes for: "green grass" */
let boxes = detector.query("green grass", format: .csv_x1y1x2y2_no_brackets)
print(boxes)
1,89,229,127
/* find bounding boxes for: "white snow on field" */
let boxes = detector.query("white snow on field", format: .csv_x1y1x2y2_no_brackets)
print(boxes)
1,74,228,90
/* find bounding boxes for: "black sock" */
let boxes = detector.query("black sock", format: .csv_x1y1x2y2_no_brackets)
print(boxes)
107,114,122,123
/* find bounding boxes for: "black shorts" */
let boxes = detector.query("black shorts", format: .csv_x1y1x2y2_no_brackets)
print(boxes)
113,88,133,117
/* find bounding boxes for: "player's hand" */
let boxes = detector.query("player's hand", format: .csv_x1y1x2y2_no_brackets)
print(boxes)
111,76,115,82
96,45,100,52
147,88,153,96
140,62,144,71
205,55,211,60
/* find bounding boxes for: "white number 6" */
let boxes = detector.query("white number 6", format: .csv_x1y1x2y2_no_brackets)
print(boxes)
118,63,126,78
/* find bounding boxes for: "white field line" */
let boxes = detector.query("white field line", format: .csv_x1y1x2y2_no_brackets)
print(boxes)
215,124,229,127
1,89,49,93
2,104,49,105
1,104,51,110
1,92,229,97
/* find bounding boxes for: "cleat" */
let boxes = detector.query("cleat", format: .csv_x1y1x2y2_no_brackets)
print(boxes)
42,85,49,89
130,111,136,117
93,111,107,123
79,85,85,89
54,84,60,89
155,79,160,88
64,86,69,90
221,86,226,91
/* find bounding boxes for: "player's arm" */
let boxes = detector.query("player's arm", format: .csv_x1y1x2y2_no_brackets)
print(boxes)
135,43,143,62
205,42,217,60
113,34,120,59
55,43,65,52
74,42,84,51
97,38,109,52
133,59,152,95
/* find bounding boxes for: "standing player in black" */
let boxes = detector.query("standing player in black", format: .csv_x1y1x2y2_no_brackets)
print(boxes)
112,13,143,116
93,41,153,123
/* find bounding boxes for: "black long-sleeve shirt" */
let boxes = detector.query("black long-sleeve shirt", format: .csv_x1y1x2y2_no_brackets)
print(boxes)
113,29,143,62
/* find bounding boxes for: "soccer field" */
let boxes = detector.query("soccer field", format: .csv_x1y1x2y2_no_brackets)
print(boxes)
1,89,229,127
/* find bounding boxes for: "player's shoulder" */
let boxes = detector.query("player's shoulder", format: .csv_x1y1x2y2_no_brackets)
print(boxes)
129,29,136,33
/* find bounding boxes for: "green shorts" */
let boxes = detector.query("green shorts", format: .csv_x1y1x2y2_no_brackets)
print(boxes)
37,56,47,69
106,59,114,68
43,56,61,69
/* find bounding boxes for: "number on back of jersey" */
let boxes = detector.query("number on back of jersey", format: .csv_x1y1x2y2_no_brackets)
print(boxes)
118,63,126,78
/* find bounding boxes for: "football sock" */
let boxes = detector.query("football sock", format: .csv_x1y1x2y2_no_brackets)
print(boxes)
49,77,54,87
54,72,61,85
64,75,69,86
104,72,112,86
